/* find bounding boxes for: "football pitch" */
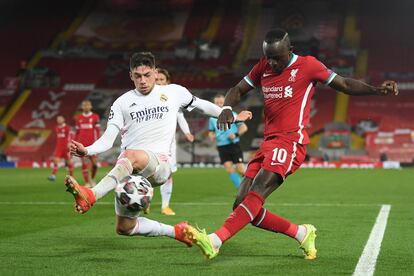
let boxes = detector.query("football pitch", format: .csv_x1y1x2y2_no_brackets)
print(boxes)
0,168,413,275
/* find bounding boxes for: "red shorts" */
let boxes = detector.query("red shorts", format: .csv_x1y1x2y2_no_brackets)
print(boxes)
53,147,71,160
245,136,306,180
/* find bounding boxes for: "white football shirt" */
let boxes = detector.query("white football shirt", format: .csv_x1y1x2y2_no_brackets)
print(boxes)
108,84,196,155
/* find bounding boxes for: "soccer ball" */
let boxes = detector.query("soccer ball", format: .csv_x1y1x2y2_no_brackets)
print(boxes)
115,175,153,212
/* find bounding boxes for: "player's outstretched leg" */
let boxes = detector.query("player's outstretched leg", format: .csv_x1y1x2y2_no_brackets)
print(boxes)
117,215,192,247
64,175,96,214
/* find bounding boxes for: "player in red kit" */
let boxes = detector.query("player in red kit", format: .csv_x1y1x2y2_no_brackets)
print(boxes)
185,28,399,260
75,100,101,186
48,115,74,181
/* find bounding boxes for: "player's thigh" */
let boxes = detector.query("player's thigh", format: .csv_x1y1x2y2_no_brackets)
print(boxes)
115,197,139,235
249,168,283,199
223,161,234,174
261,138,305,180
116,215,137,235
235,162,245,175
123,149,172,186
233,177,253,209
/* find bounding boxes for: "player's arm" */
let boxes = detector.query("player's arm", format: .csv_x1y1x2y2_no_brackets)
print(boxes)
218,77,255,131
329,75,398,96
70,103,123,157
70,124,119,157
177,110,194,142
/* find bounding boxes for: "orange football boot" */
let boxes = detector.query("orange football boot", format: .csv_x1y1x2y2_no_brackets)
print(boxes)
64,175,96,214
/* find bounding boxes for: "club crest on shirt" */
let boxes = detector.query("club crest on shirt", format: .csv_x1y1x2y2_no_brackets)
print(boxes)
160,94,168,102
289,69,299,82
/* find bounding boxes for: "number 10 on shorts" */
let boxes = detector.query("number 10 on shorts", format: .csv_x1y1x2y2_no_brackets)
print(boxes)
271,147,287,165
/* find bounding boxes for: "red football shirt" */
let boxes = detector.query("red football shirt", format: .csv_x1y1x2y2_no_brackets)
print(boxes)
245,54,336,144
75,112,101,146
55,124,72,149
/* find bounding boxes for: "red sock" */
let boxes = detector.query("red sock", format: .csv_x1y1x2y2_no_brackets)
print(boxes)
51,163,58,176
91,164,98,179
251,208,298,238
215,191,264,243
82,162,90,183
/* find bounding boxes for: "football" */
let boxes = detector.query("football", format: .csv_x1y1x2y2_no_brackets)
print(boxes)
115,175,154,212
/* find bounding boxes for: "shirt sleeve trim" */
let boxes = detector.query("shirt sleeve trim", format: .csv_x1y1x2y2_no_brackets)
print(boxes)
324,72,337,85
244,76,255,88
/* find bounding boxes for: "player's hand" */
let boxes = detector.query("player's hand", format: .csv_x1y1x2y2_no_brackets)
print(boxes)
235,110,253,122
228,133,236,140
69,140,87,157
217,109,234,131
378,80,398,96
185,133,195,142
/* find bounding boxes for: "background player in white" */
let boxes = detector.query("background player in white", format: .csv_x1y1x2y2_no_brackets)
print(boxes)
147,67,195,216
64,52,252,244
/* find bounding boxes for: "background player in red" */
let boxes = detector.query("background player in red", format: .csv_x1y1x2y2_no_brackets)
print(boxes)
48,115,74,181
75,100,101,186
185,28,399,260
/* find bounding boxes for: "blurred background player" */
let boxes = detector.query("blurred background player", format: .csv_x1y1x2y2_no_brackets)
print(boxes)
48,115,74,181
153,67,195,215
75,100,101,187
208,94,247,189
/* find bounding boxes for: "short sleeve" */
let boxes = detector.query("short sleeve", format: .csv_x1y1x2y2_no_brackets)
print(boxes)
308,57,337,85
244,58,266,88
172,84,196,111
107,99,123,130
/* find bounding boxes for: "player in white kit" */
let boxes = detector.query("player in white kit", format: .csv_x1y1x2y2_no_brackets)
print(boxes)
64,52,252,245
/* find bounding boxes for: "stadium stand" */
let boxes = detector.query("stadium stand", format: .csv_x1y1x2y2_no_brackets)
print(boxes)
1,0,413,167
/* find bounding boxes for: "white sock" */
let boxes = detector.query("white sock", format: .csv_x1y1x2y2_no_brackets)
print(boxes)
208,233,222,249
160,177,173,209
92,158,133,200
295,225,307,243
129,217,175,238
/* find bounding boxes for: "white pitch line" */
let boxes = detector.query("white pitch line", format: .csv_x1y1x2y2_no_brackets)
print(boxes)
353,204,392,276
0,201,382,207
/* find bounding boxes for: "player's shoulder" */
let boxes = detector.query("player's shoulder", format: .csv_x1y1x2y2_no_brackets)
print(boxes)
299,55,322,65
113,89,135,104
162,83,189,93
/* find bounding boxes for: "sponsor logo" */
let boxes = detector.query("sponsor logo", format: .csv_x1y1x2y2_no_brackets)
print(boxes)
284,85,293,98
129,103,137,108
262,73,274,78
288,69,298,82
129,106,169,123
262,85,294,99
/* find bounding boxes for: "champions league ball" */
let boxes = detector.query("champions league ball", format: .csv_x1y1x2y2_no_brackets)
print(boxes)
115,175,153,212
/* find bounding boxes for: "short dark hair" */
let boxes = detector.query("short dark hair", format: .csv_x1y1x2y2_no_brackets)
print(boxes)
264,28,289,44
130,52,155,70
157,68,170,82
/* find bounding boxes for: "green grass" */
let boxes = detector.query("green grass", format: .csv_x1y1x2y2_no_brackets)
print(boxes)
0,168,413,275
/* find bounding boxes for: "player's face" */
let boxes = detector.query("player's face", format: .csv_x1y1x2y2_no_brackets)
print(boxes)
130,66,157,95
214,97,225,107
56,116,65,125
263,41,292,74
155,73,169,85
82,101,92,113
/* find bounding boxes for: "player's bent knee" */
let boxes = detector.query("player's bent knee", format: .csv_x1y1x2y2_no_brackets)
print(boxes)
124,150,149,171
